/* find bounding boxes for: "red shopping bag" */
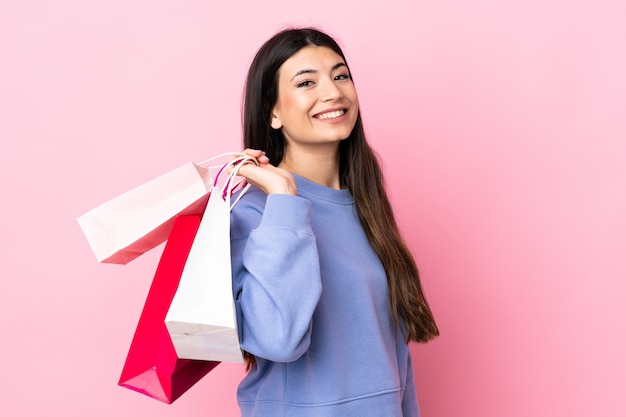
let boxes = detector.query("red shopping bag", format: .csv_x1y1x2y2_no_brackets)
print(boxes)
118,214,219,403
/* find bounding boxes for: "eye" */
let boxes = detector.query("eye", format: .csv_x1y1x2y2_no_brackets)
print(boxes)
334,73,351,81
297,80,315,88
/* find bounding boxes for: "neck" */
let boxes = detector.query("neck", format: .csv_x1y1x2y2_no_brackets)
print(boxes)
279,144,341,189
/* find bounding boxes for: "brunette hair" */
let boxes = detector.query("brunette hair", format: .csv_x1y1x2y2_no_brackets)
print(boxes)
242,27,439,367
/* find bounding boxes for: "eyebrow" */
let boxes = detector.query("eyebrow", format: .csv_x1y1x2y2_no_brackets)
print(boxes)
290,62,348,82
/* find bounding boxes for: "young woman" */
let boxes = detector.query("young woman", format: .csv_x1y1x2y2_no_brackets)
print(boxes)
230,27,439,417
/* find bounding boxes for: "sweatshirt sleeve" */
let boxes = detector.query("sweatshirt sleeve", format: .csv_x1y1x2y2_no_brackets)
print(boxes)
230,192,322,363
402,348,421,416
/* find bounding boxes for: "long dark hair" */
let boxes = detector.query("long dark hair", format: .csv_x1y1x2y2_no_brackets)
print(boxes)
242,27,439,367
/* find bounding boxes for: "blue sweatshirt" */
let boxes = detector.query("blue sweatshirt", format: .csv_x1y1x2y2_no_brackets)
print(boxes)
230,174,420,417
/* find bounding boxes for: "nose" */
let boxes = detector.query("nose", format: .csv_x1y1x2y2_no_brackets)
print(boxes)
320,77,343,101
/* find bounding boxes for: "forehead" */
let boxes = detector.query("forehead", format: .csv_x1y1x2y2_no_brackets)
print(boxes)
278,46,346,78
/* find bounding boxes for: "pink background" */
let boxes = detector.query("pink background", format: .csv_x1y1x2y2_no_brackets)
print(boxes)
1,1,624,416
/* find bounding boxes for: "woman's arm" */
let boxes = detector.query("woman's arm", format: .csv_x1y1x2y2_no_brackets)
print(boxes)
231,192,322,362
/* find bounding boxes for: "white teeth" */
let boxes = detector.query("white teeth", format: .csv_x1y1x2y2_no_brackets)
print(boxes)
317,109,345,120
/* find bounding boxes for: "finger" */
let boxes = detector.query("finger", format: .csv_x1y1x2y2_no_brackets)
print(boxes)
241,148,263,158
239,149,270,168
234,159,261,180
258,153,270,164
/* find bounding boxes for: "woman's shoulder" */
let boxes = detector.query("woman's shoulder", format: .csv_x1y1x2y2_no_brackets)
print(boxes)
230,184,315,241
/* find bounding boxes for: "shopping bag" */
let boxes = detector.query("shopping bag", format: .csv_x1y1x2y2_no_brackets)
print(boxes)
164,159,252,363
77,162,212,264
118,214,219,404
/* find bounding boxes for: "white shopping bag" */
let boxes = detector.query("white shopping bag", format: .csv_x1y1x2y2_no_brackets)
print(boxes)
165,157,254,363
77,162,213,264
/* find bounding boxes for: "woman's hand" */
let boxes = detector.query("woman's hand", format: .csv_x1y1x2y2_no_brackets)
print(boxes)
233,149,297,195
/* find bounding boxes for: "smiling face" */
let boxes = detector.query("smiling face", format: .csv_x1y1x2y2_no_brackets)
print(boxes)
270,46,359,151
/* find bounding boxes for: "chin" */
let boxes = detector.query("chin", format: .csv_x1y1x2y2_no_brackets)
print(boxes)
323,126,355,141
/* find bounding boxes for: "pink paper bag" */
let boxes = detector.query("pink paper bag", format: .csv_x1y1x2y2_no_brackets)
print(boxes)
77,163,212,264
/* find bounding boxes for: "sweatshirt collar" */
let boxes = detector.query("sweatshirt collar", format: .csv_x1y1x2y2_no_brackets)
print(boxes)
294,174,354,205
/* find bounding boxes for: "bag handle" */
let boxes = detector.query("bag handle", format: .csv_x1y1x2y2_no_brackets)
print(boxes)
212,154,260,209
195,152,249,169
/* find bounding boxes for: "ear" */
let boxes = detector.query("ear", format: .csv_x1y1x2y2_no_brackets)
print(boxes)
270,113,283,130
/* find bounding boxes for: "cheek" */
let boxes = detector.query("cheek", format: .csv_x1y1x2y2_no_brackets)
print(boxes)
281,94,298,111
276,92,301,120
347,93,359,121
347,86,359,107
286,92,310,112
